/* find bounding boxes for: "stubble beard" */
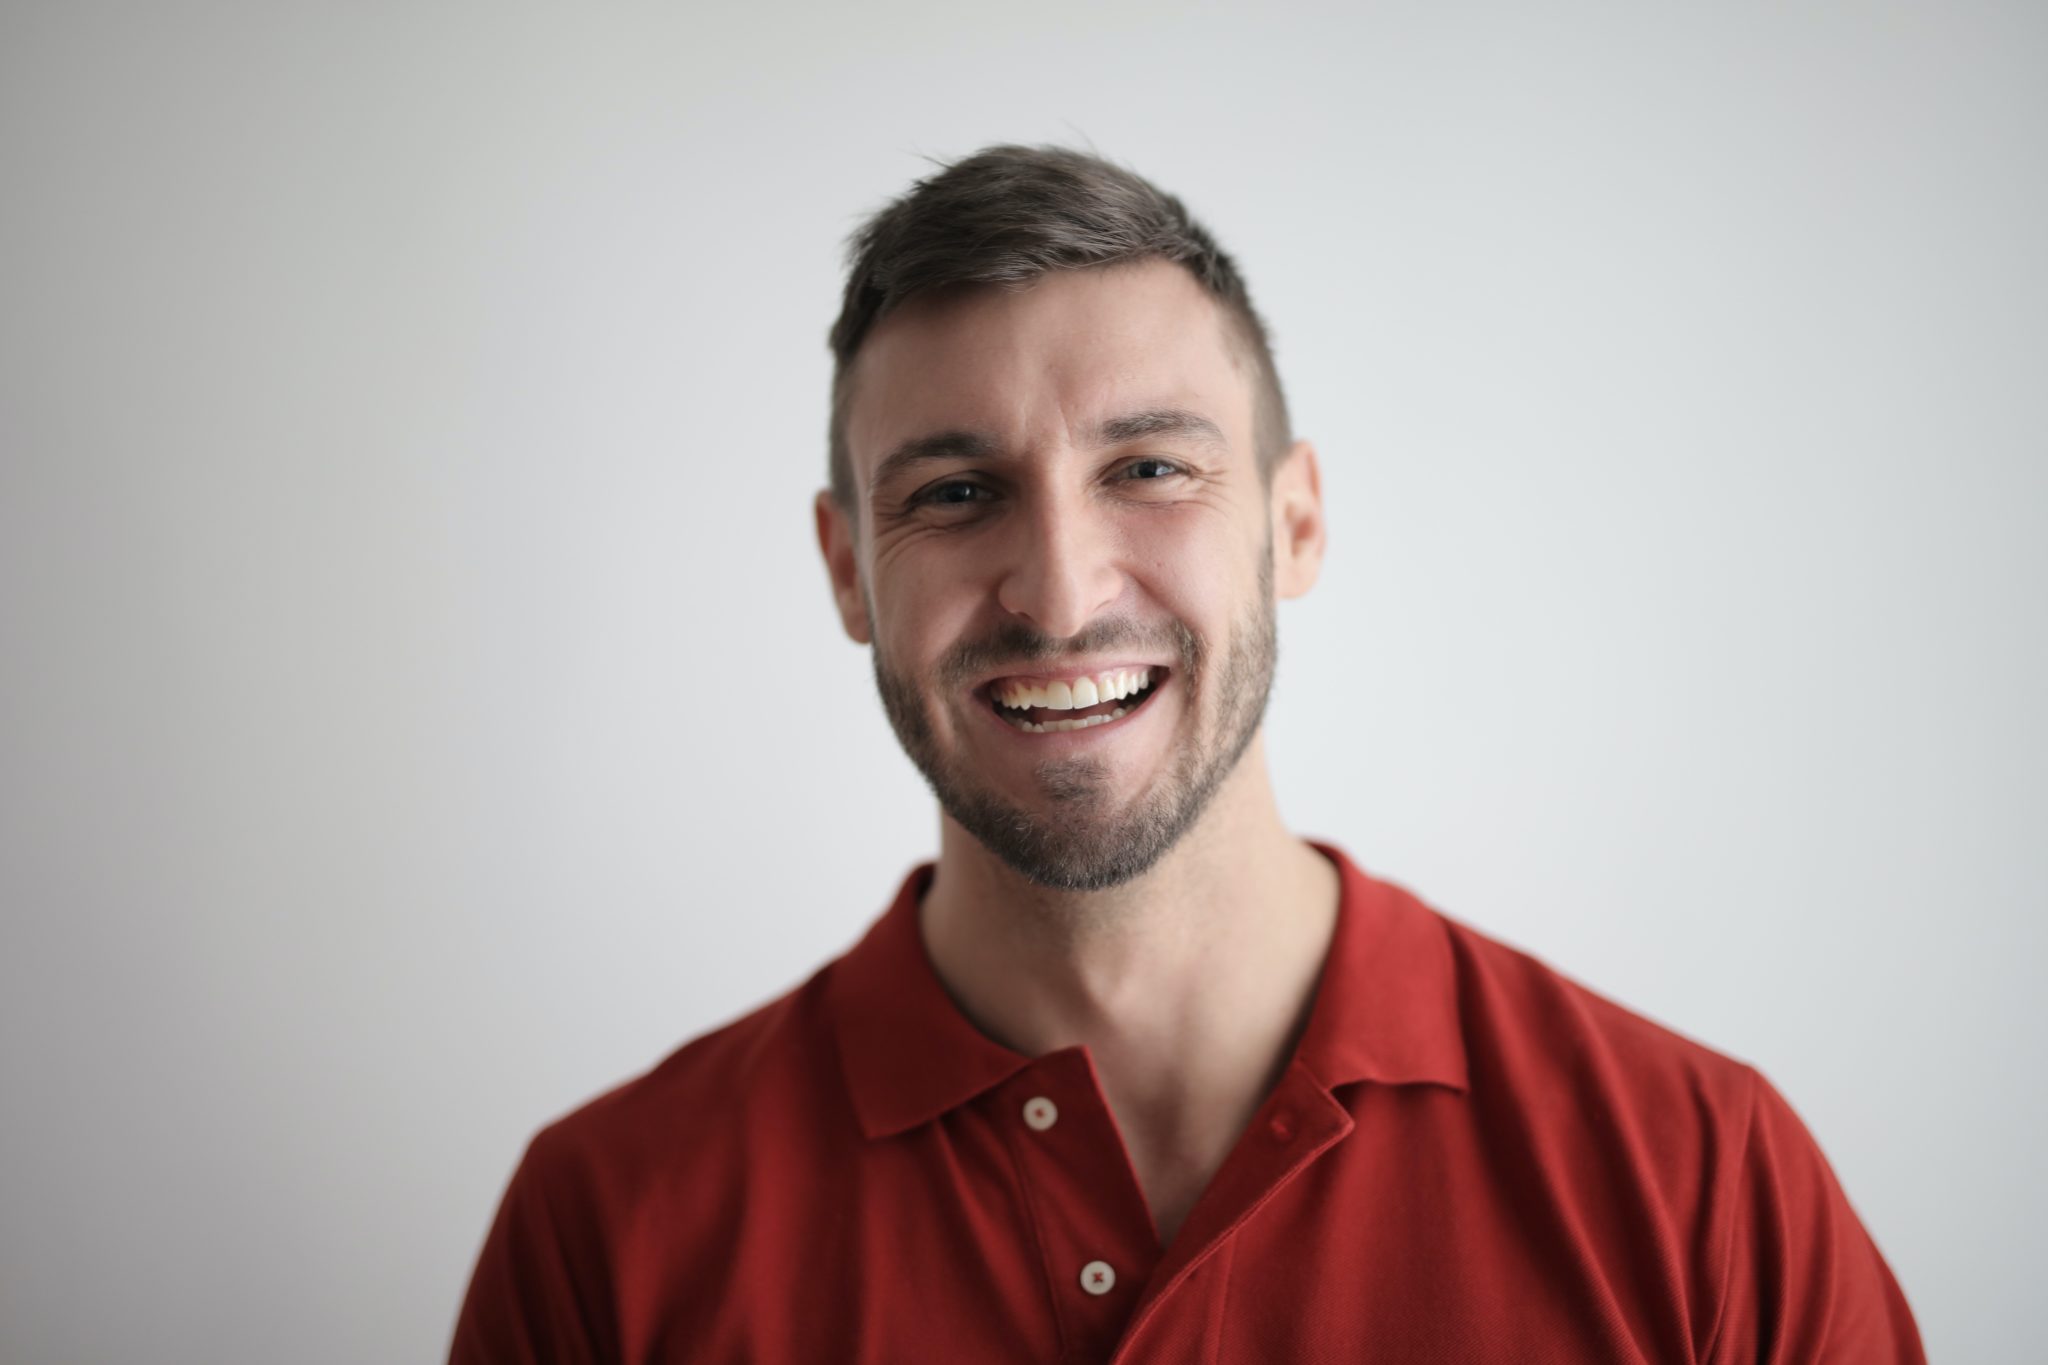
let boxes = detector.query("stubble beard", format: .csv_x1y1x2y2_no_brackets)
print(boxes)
871,556,1278,892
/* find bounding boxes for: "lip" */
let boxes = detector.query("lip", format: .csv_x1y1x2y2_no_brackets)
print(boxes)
971,670,1174,746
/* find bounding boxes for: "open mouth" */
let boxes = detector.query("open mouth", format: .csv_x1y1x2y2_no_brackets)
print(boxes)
982,665,1168,734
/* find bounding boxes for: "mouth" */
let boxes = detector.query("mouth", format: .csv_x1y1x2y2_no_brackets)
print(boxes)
976,664,1170,734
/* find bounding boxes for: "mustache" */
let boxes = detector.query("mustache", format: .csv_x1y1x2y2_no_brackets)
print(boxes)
940,616,1199,688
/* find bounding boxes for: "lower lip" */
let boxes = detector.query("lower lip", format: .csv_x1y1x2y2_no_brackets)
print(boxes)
974,677,1171,747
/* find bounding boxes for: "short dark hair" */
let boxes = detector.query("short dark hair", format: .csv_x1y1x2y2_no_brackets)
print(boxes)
825,144,1292,510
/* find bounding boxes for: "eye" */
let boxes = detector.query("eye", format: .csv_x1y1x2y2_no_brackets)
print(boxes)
911,479,993,508
1121,458,1183,481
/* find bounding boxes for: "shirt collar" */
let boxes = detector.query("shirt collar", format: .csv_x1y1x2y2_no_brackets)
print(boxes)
827,842,1469,1140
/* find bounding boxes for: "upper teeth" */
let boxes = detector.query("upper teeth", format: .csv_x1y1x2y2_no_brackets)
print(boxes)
995,667,1157,711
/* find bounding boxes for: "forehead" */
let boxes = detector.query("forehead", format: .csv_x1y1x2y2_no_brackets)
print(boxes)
843,259,1254,488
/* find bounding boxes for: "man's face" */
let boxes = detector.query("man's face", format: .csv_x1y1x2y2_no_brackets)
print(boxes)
819,259,1318,891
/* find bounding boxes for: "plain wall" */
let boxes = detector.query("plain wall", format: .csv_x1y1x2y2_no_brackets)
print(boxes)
2,1,2041,1360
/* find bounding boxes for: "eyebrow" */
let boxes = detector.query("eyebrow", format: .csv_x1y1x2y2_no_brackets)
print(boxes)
867,430,1002,499
867,407,1229,500
1095,407,1228,450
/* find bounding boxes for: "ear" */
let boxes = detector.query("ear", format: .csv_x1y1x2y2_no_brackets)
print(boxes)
1269,439,1326,599
814,489,873,644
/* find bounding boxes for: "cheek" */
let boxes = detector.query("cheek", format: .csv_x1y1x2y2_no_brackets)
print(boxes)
874,564,980,672
1127,514,1252,619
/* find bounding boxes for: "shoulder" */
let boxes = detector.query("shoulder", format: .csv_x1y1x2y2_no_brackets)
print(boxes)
1410,883,1758,1119
1373,878,1761,1259
1381,883,1774,1339
450,964,860,1359
519,959,853,1207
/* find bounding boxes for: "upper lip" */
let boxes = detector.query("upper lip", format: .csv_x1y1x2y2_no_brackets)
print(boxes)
970,660,1174,696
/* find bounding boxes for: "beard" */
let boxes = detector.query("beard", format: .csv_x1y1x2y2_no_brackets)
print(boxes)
871,554,1277,892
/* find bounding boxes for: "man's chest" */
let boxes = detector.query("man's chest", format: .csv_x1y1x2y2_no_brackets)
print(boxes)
615,1109,1708,1365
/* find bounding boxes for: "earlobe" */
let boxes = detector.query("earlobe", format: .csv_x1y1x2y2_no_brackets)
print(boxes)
1270,439,1326,600
813,490,873,644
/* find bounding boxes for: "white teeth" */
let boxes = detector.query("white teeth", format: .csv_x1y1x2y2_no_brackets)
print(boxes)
994,666,1158,712
1008,705,1132,733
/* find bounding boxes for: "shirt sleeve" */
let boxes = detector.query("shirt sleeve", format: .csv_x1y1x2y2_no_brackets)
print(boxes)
1704,1066,1925,1364
448,1127,619,1365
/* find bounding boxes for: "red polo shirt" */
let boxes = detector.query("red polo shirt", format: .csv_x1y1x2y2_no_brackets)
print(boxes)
450,844,1923,1362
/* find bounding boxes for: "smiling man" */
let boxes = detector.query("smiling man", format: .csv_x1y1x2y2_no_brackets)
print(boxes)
450,146,1923,1363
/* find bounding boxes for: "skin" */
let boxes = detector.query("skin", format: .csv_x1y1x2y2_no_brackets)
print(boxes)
813,258,1336,1250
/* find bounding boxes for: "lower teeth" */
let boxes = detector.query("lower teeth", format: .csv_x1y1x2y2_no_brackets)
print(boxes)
1009,704,1130,734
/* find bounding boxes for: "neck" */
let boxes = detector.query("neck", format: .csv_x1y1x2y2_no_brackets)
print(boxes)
918,734,1340,1241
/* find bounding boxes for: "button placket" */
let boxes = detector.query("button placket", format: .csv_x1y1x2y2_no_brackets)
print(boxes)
996,1050,1160,1354
1113,1062,1356,1359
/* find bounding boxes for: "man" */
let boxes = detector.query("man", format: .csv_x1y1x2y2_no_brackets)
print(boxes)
451,145,1923,1362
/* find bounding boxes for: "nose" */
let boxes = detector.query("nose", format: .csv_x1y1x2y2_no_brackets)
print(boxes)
993,485,1123,639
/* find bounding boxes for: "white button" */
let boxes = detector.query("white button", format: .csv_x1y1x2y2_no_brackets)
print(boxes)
1080,1259,1116,1295
1022,1096,1059,1131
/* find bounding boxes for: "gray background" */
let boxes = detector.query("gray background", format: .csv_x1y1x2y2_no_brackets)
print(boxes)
3,1,2040,1360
